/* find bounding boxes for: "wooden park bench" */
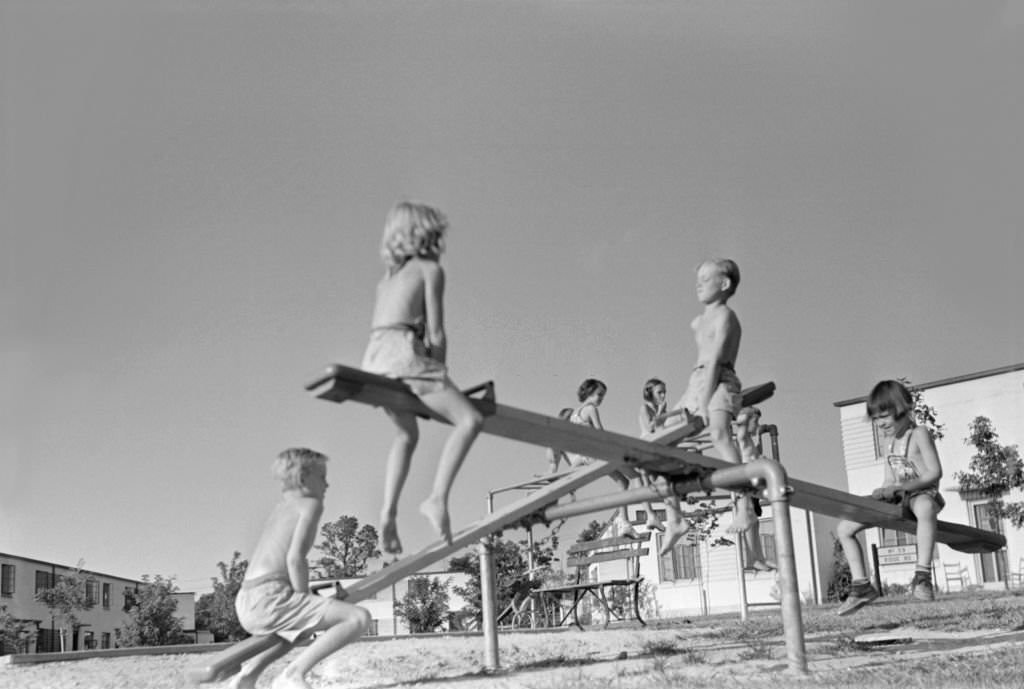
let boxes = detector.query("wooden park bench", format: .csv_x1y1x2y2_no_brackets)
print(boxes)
534,535,648,630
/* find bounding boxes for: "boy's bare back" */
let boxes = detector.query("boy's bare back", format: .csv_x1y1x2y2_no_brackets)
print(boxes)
246,496,323,590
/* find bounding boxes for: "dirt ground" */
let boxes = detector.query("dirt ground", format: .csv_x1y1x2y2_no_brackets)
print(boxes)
4,625,1024,689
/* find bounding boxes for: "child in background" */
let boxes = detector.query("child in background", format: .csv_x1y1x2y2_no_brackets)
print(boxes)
632,378,674,532
836,380,944,615
566,379,640,538
546,407,575,473
361,201,483,554
733,406,775,572
638,378,669,435
232,449,371,689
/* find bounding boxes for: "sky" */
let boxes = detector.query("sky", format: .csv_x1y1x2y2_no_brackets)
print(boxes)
2,1,1022,595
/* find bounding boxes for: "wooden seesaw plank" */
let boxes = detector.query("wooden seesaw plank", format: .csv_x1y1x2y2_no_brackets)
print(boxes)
785,477,1004,554
636,393,1006,555
186,364,732,685
184,458,631,685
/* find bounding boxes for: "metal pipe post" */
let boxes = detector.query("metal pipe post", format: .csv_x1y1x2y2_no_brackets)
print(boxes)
479,537,500,670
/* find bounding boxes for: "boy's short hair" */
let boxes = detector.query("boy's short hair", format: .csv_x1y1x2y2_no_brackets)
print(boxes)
866,380,914,420
577,378,607,403
703,258,741,296
381,201,448,269
273,448,329,490
642,377,666,403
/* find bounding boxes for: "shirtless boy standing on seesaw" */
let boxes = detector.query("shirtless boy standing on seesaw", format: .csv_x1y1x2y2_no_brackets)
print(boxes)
232,448,370,689
660,258,756,555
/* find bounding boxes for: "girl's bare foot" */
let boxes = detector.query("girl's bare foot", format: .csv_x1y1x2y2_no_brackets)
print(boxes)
645,518,665,533
726,497,756,533
750,560,776,572
379,519,403,555
659,519,691,556
419,497,453,546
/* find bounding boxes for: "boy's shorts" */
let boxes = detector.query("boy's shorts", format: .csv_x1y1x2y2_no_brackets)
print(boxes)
676,365,743,418
235,573,333,643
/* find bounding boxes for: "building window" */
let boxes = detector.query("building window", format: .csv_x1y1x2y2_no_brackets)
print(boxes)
85,580,99,606
102,583,111,609
657,534,700,581
35,570,55,594
1,564,14,598
83,631,95,650
879,528,917,547
37,629,61,653
634,509,667,525
365,619,379,636
123,587,136,611
101,632,111,649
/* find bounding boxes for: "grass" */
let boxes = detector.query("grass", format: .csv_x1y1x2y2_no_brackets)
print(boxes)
3,590,1024,689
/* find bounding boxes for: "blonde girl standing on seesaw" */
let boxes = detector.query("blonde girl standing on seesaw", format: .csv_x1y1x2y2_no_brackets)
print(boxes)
361,201,483,555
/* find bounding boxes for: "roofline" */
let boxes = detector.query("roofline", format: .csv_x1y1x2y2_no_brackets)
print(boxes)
833,362,1024,408
0,552,144,586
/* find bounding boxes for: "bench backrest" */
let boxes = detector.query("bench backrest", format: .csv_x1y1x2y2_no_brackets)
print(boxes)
566,537,649,581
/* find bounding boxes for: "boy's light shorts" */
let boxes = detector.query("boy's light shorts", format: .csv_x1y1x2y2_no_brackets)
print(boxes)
235,574,333,643
676,365,743,418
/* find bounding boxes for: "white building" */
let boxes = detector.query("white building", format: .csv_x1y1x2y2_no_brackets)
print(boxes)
834,363,1024,592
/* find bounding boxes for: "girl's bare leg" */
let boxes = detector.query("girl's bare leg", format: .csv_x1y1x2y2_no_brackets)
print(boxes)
910,497,938,568
836,520,869,581
380,411,419,554
659,496,691,556
417,387,483,544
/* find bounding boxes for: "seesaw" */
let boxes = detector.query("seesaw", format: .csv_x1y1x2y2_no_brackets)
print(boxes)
185,365,1004,683
185,368,789,683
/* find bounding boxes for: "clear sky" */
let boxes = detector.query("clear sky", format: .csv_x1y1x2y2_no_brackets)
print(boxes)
3,1,1022,594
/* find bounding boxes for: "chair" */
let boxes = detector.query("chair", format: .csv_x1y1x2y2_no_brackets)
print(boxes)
942,561,969,592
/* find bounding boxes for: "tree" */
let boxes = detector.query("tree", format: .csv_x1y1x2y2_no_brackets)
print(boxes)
899,376,945,440
34,561,94,652
0,606,29,655
195,552,248,642
448,529,560,627
954,416,1024,527
394,575,450,633
314,515,381,578
117,575,193,647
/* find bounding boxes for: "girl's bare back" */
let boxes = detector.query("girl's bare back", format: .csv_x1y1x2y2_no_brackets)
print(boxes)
371,260,429,328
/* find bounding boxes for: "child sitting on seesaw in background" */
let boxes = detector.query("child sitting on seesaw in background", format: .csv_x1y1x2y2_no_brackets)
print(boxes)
836,379,944,616
659,258,749,556
733,406,775,571
546,407,575,473
361,201,484,554
565,378,643,537
232,448,370,689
